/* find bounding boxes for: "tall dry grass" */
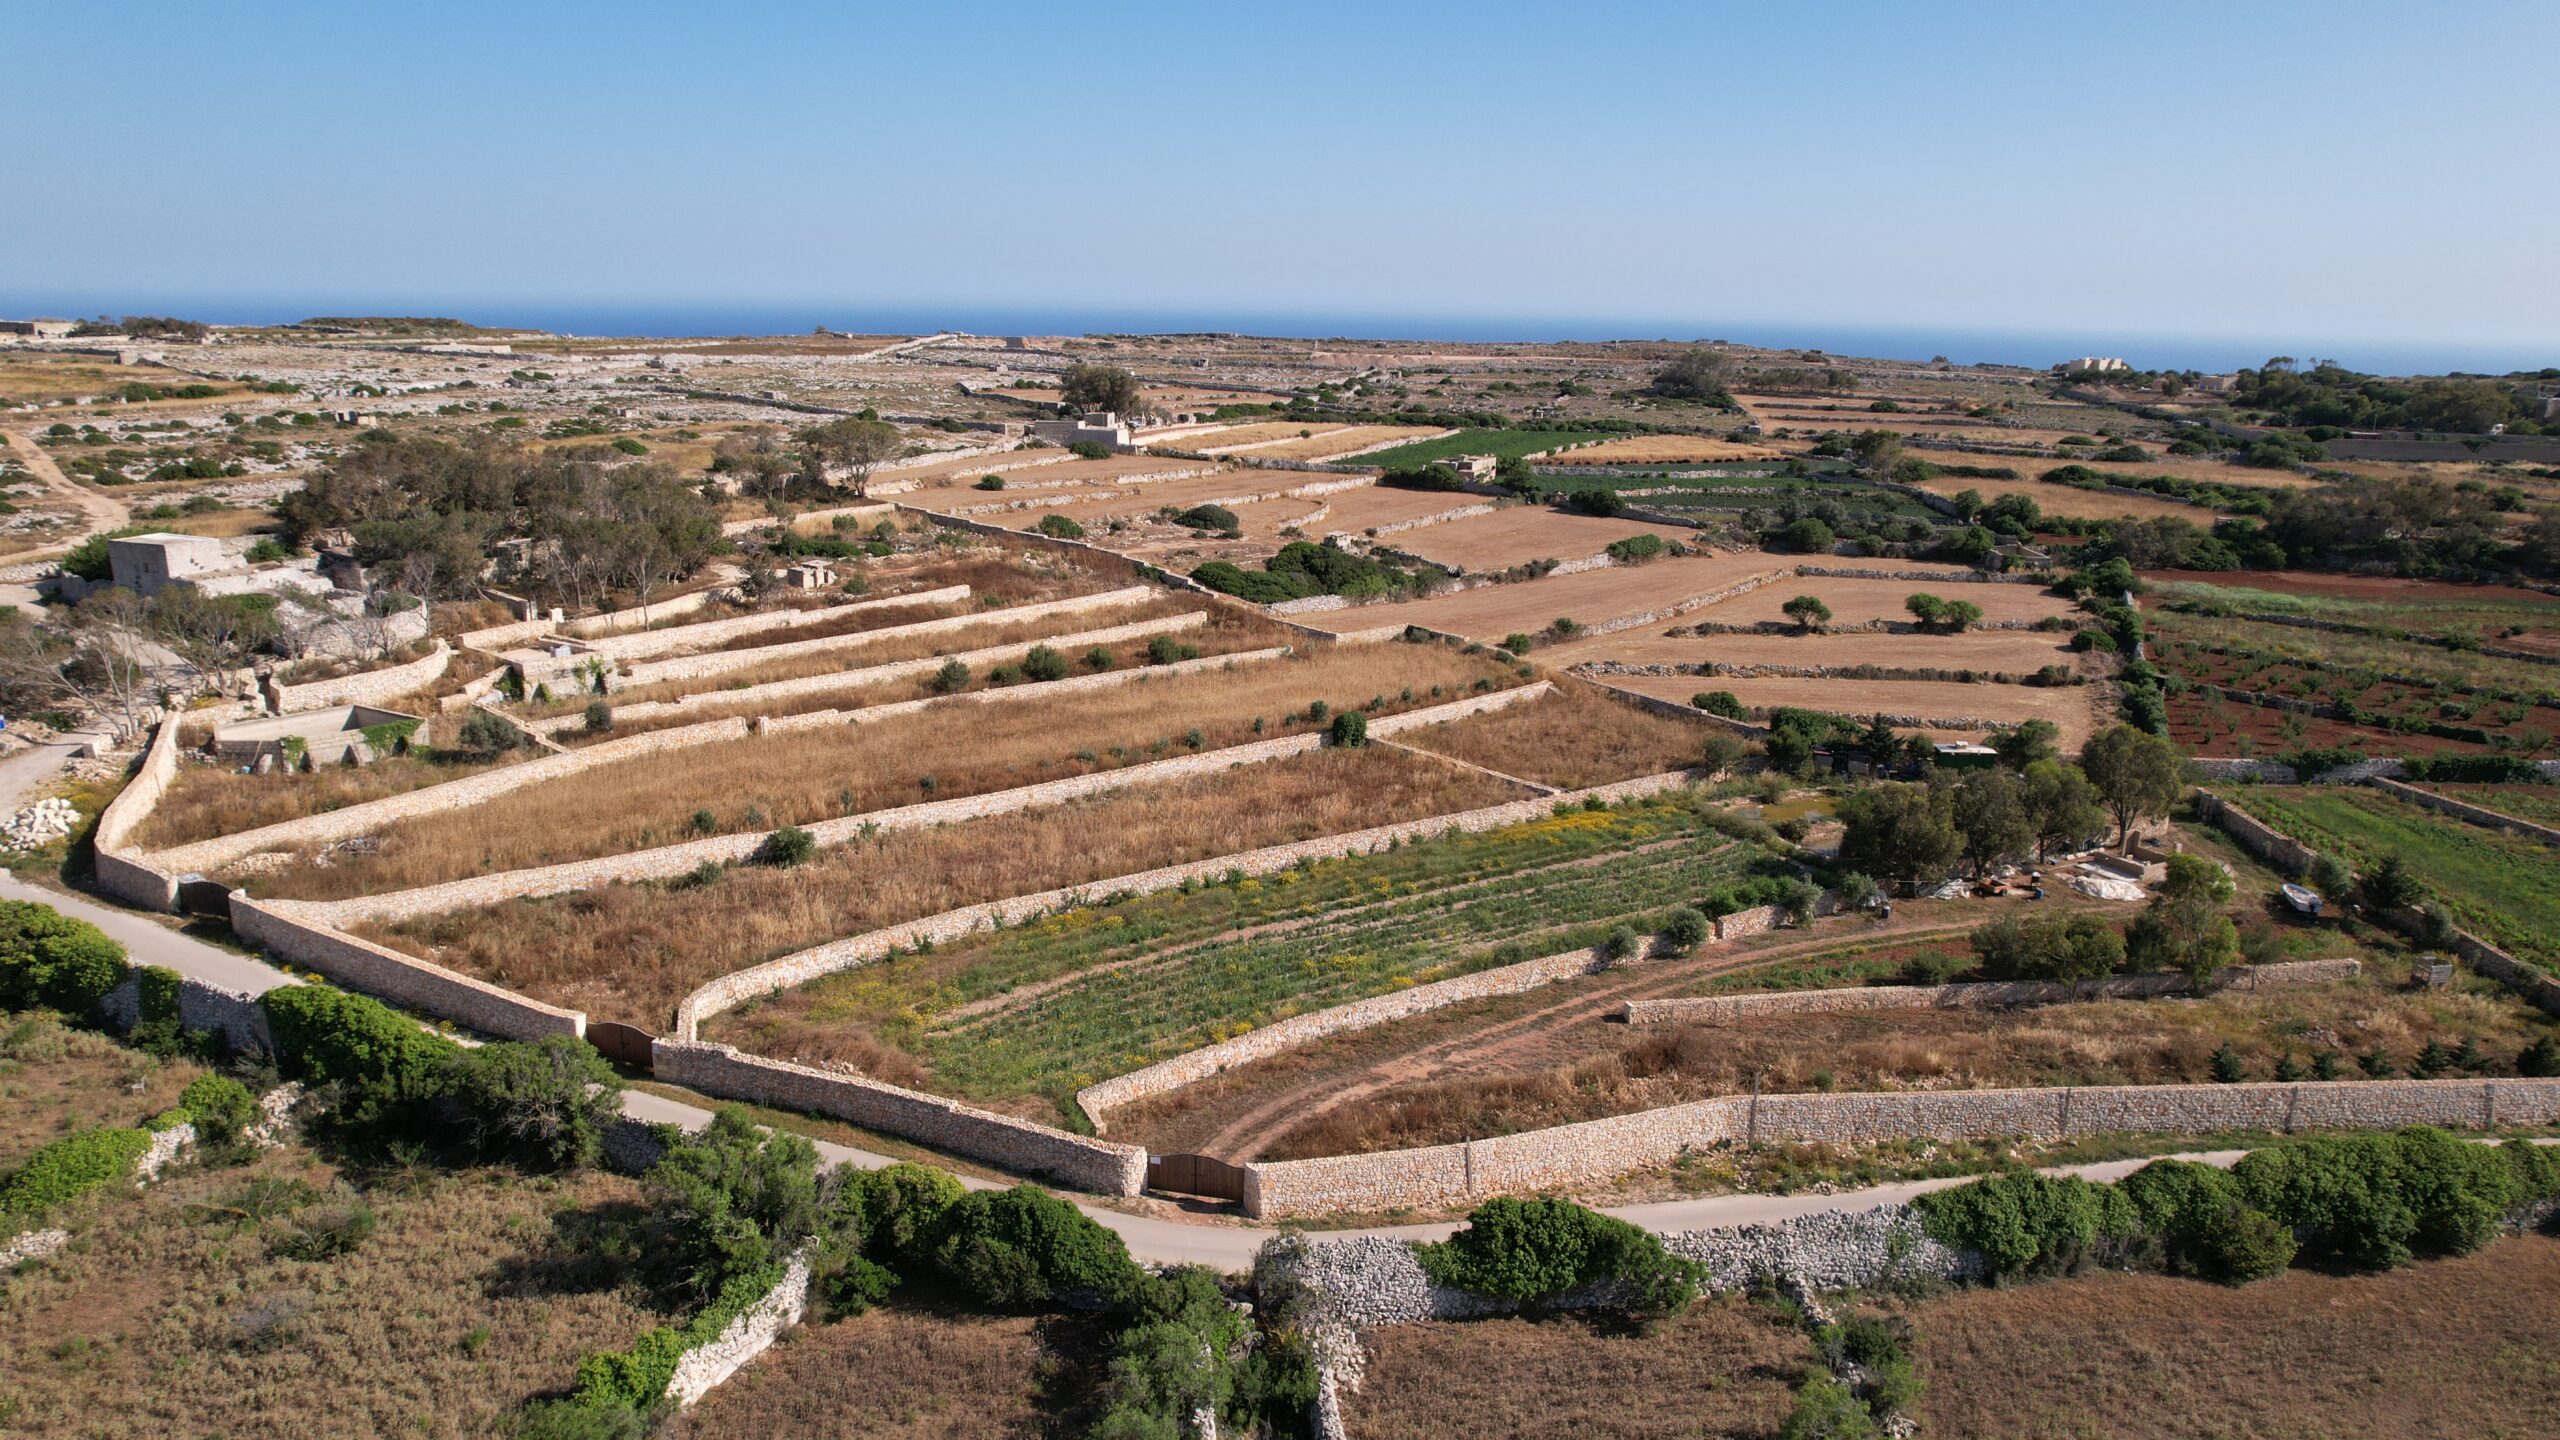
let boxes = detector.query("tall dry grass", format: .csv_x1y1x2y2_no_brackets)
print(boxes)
136,749,534,850
0,1011,202,1165
253,641,1517,900
367,745,1525,1026
1264,981,2534,1159
1396,680,1717,788
661,1305,1063,1440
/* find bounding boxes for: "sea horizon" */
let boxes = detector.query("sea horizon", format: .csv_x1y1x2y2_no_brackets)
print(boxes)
5,297,2549,380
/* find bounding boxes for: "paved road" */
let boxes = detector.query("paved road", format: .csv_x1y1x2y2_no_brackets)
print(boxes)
0,746,2508,1271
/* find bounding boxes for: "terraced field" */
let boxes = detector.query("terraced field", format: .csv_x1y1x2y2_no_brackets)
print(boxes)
2236,786,2560,972
706,789,1776,1115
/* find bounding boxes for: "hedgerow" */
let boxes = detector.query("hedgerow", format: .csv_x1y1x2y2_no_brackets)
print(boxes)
0,900,128,1019
1417,1196,1701,1323
0,1125,154,1214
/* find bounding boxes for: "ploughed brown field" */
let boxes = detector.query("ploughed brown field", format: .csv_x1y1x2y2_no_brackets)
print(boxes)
1538,433,1785,465
1549,624,2085,676
1389,506,1672,572
1910,1235,2560,1440
1595,672,2109,747
249,641,1520,901
1698,576,2068,628
1342,1299,1806,1440
369,745,1526,1027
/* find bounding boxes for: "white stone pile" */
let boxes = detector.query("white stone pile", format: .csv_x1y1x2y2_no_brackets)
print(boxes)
0,795,79,850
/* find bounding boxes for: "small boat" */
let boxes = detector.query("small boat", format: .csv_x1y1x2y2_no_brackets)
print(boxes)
2281,883,2323,917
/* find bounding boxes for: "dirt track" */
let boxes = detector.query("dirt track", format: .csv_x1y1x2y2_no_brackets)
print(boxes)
0,426,129,564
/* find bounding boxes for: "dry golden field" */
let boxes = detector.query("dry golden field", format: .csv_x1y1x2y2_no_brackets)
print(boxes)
1297,552,1790,642
1598,671,2106,743
1252,424,1445,461
1389,507,1675,572
1393,681,1718,788
1538,434,1786,465
1160,420,1352,451
1548,625,2082,676
1698,576,2068,627
1912,472,2222,522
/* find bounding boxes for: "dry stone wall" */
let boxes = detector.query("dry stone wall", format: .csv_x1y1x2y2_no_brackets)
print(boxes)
663,1246,814,1409
2368,776,2560,846
267,641,453,714
93,715,183,911
1239,1076,2560,1219
228,894,586,1042
580,585,972,662
653,1040,1147,1195
1623,958,2360,1025
612,586,1152,691
675,755,1691,1038
524,610,1212,735
99,968,280,1054
2193,789,2318,875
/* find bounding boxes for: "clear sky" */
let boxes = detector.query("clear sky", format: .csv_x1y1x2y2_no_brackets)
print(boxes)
5,0,2554,368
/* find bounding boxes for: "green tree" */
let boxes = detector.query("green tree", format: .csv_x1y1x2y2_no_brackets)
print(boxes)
1060,364,1142,416
1781,594,1833,631
2359,853,2425,912
2080,724,2183,849
441,1034,623,1170
1993,718,2061,769
798,417,904,494
1649,350,1733,404
1950,766,2035,878
2125,853,2240,986
2020,760,2108,860
1848,429,1903,475
1836,783,1963,894
644,1107,821,1297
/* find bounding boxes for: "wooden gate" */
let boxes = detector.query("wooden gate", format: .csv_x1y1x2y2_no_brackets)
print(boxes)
1147,1152,1246,1202
586,1021,657,1071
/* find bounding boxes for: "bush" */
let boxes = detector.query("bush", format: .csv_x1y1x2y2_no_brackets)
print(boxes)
1606,533,1666,564
757,825,817,867
1021,644,1070,682
1145,634,1197,665
974,474,1005,490
1069,440,1113,460
930,658,970,693
644,1107,820,1297
583,699,613,734
829,1161,965,1268
1172,504,1239,534
1562,488,1625,517
261,983,456,1103
442,1035,622,1170
2229,1128,2514,1270
513,1399,647,1440
1597,923,1643,964
1035,513,1087,540
1914,1172,2137,1279
180,1073,260,1147
457,709,527,754
2118,1159,2295,1283
1779,1372,1879,1440
0,900,130,1019
933,1184,1144,1310
1967,913,2124,982
1326,710,1368,748
1416,1196,1700,1322
0,1126,153,1214
1382,463,1465,492
1692,690,1746,719
1660,905,1709,954
1770,516,1835,554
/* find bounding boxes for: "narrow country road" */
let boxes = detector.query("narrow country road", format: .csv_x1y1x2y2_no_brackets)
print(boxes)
0,746,2430,1273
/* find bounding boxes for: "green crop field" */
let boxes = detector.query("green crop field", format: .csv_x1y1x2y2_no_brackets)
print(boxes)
2237,786,2560,972
2422,783,2560,831
1350,428,1620,470
718,790,1787,1113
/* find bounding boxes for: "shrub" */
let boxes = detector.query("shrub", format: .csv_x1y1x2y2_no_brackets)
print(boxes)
1326,710,1368,748
513,1399,647,1440
0,900,130,1019
442,1035,623,1170
0,1126,153,1214
757,825,817,867
1779,1371,1880,1440
1021,644,1070,682
260,983,456,1104
457,709,526,754
179,1073,260,1147
1069,439,1113,459
1382,463,1465,492
1692,690,1746,719
1914,1172,2137,1279
583,699,613,734
1173,504,1239,533
2118,1159,2295,1283
1083,646,1115,671
828,1161,965,1268
1145,634,1198,665
931,658,970,693
2520,1035,2560,1077
974,474,1005,490
644,1107,820,1297
1606,533,1666,564
2225,1130,2504,1271
1659,905,1709,954
933,1184,1144,1310
1597,923,1643,964
1035,513,1087,540
271,1197,379,1260
1770,516,1834,553
1416,1196,1700,1322
1562,488,1625,517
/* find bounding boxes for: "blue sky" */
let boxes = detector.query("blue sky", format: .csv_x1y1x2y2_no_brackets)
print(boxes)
5,1,2554,368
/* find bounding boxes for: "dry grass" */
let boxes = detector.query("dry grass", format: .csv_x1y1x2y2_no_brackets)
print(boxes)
1266,976,2550,1159
1296,553,1790,643
1548,625,2082,676
662,1304,1072,1439
1342,1299,1805,1440
0,1146,669,1440
1165,421,1351,451
370,745,1526,1026
1396,681,1715,788
1700,577,2068,628
1391,508,1674,572
1599,673,2108,747
0,1012,202,1169
137,749,531,851
1910,1235,2560,1440
1252,425,1443,461
251,643,1517,900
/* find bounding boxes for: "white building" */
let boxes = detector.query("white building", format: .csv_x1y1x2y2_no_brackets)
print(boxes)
1030,412,1133,452
106,533,232,596
2057,357,2130,376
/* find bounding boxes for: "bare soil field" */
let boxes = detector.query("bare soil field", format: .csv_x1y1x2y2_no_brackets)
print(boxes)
1342,1299,1805,1440
374,745,1525,1025
1700,576,2067,628
1301,482,1488,536
1389,507,1675,572
1911,1236,2560,1440
663,1304,1070,1440
2148,568,2560,612
0,1146,669,1440
1394,681,1717,788
1599,672,2106,742
1550,625,2082,677
1252,424,1444,461
1538,434,1786,465
1914,473,2212,521
1295,553,1790,642
1158,420,1352,452
253,643,1521,900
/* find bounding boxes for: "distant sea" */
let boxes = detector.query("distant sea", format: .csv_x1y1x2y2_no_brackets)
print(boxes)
9,296,2548,378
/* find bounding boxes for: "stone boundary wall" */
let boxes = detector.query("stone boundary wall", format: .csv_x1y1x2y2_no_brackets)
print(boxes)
1239,1076,2560,1218
2369,776,2560,847
1576,676,1766,737
99,967,281,1054
1583,569,1797,638
1309,428,1461,463
92,714,184,911
1079,902,1801,1123
1623,958,2361,1025
462,580,739,653
663,1246,814,1409
613,585,1154,691
579,585,973,662
523,610,1216,735
228,894,587,1042
311,658,1473,931
2192,789,2318,874
675,757,1694,1038
1360,502,1496,538
654,1040,1147,1195
1791,565,2044,586
267,641,453,714
2189,758,2300,783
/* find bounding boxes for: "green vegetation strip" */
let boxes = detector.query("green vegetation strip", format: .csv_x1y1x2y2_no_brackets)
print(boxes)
1345,427,1621,470
2237,786,2560,971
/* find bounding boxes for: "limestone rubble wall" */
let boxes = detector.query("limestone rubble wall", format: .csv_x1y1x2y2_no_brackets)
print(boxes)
267,641,454,714
92,714,185,911
227,894,586,1042
611,586,1154,691
1623,958,2361,1024
578,584,972,662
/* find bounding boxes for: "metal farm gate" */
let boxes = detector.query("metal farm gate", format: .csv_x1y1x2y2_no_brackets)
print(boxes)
586,1021,657,1071
1147,1152,1247,1203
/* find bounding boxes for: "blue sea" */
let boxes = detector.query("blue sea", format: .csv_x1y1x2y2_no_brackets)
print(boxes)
8,296,2546,378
